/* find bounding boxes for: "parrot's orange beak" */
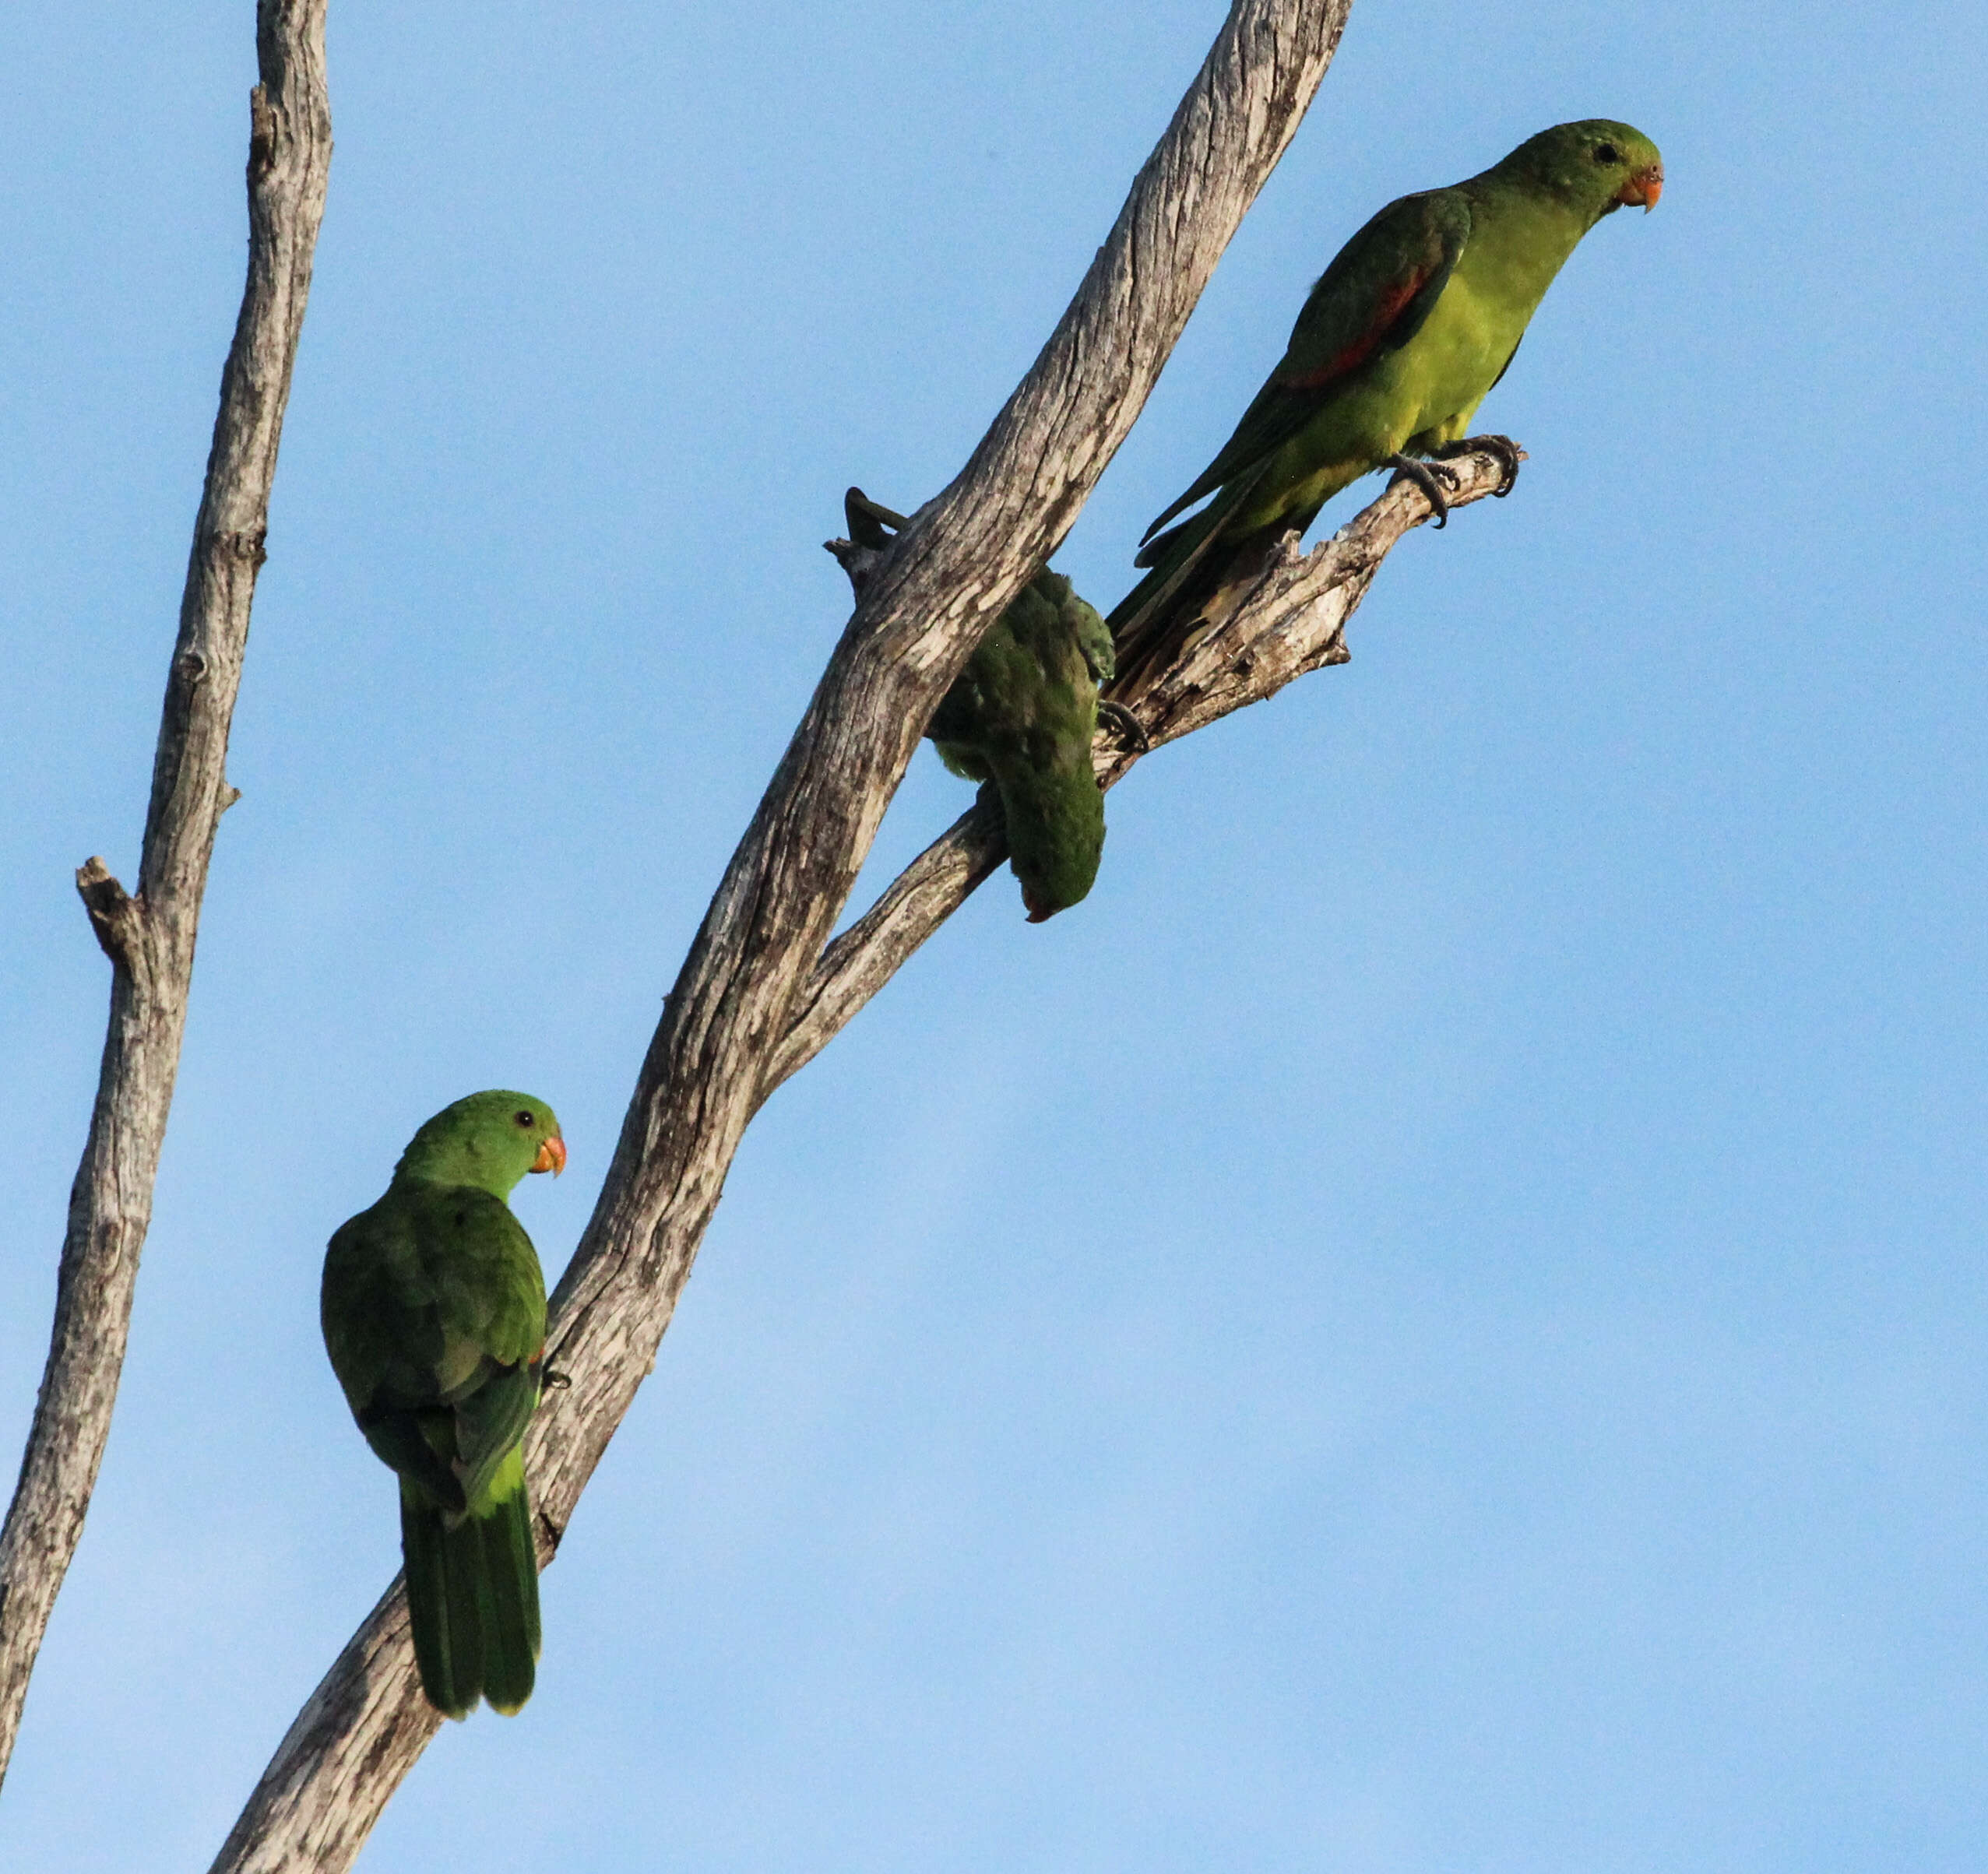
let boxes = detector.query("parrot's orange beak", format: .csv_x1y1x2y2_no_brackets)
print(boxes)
531,1135,566,1176
1617,163,1663,212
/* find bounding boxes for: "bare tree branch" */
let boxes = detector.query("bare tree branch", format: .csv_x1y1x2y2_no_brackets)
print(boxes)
0,0,332,1788
770,446,1517,1093
210,4,1353,1865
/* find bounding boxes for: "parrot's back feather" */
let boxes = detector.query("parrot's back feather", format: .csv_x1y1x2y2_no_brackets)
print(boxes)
358,1403,467,1516
912,556,1114,920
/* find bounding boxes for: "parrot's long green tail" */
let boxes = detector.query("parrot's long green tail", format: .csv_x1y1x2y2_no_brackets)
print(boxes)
1107,476,1279,702
399,1446,540,1718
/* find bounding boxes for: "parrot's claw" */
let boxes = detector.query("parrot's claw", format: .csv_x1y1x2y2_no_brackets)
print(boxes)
541,1368,572,1392
1382,454,1458,528
1095,700,1150,755
1432,434,1525,497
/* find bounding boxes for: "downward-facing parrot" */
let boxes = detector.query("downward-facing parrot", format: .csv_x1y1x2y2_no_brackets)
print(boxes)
321,1089,566,1718
1109,119,1663,698
845,489,1143,921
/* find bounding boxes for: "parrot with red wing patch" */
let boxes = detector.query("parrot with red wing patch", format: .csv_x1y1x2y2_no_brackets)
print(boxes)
1109,119,1663,699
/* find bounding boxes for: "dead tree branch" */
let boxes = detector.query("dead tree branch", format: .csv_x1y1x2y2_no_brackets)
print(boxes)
0,0,332,1788
211,5,1353,1866
771,445,1517,1092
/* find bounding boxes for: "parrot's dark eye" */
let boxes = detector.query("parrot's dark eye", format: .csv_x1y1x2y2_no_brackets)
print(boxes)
515,1109,535,1127
1592,142,1620,164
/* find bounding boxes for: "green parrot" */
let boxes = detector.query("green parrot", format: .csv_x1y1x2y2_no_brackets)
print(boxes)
843,488,1143,921
1109,118,1663,698
321,1089,566,1719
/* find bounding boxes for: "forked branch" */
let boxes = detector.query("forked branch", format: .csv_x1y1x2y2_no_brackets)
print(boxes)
771,445,1517,1092
211,5,1355,1867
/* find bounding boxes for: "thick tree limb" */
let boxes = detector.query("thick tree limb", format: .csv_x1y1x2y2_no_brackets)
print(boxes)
770,446,1516,1092
0,0,332,1788
210,5,1352,1866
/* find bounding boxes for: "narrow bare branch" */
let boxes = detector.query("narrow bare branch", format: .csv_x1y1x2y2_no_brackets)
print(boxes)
72,858,146,970
213,5,1351,1865
0,0,332,1787
770,446,1515,1092
767,796,1008,1094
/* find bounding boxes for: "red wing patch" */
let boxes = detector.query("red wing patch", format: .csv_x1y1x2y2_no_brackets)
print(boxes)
1281,267,1430,389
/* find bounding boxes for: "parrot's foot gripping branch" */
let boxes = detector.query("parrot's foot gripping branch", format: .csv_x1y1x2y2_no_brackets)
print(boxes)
1432,433,1525,497
1094,699,1151,756
1381,454,1460,528
1384,434,1528,526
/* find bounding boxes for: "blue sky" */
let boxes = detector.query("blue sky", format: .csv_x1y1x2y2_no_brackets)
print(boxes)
4,1,1986,1868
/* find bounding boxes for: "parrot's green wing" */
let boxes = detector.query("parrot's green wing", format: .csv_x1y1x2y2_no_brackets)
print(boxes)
446,1355,541,1514
1138,188,1473,552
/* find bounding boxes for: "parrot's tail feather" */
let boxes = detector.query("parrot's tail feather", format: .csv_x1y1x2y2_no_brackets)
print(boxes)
1109,471,1345,705
401,1481,478,1720
1110,494,1231,633
399,1451,540,1719
1107,474,1268,700
1131,515,1196,572
476,1475,541,1715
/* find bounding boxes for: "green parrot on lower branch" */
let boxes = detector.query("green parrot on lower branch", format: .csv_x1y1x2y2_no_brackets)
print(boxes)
843,490,1144,921
322,1090,565,1718
1110,119,1663,699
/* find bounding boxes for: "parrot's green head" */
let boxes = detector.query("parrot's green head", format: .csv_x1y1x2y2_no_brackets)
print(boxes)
392,1089,567,1197
1490,120,1663,223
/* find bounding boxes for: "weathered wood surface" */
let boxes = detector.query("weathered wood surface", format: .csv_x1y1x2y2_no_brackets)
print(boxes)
0,0,333,1791
209,4,1355,1867
772,445,1518,1094
208,437,1514,1874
